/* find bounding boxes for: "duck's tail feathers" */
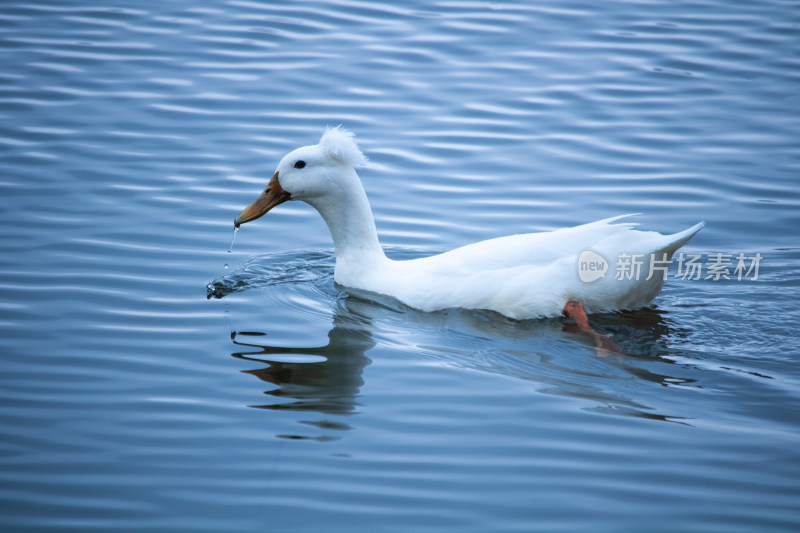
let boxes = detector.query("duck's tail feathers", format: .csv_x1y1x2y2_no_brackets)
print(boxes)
597,213,642,225
660,221,705,258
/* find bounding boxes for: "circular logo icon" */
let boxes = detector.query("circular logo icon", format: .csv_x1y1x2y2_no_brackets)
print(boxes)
577,249,608,283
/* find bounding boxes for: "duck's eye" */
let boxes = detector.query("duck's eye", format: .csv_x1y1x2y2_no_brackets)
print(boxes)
294,160,306,169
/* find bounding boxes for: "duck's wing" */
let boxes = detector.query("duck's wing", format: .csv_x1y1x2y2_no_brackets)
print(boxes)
411,214,643,276
386,216,705,318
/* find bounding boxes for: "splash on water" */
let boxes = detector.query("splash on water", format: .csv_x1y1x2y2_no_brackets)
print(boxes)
207,246,426,299
207,249,336,299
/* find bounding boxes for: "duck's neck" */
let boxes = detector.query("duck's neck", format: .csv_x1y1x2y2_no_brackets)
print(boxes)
306,169,387,283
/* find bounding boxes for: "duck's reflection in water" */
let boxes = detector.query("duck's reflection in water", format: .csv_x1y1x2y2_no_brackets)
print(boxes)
229,291,697,439
230,298,374,440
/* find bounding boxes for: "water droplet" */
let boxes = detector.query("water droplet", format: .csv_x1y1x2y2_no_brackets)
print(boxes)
223,226,238,271
228,226,239,254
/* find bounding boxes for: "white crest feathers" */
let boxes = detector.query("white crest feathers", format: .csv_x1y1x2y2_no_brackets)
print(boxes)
318,126,368,167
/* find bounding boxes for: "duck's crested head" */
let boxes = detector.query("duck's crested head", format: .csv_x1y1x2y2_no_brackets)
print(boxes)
234,127,367,227
274,126,367,198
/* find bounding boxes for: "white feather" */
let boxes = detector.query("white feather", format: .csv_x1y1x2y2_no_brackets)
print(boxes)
318,126,368,167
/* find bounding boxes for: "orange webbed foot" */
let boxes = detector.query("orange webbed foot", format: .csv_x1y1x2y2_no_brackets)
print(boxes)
562,301,622,356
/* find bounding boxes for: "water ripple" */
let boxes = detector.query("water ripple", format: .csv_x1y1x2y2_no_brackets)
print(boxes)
207,249,335,299
1,0,799,530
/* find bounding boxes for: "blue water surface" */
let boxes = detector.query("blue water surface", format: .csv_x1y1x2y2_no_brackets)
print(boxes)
1,0,799,531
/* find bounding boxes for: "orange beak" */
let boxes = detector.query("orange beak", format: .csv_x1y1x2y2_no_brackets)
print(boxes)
234,171,290,227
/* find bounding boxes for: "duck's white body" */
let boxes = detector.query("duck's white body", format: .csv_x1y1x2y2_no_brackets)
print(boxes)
236,128,703,320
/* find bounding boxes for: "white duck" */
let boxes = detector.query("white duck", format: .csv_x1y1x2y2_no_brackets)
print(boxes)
235,127,703,323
